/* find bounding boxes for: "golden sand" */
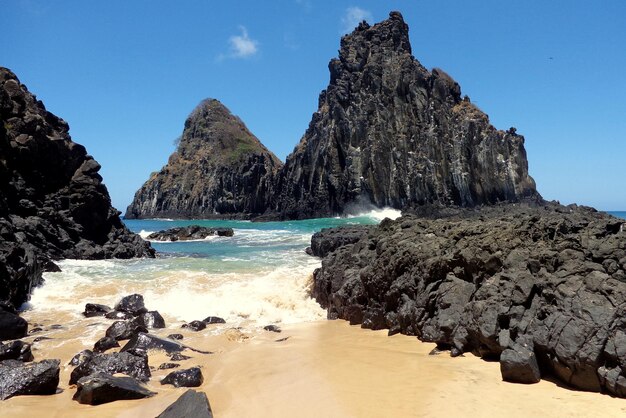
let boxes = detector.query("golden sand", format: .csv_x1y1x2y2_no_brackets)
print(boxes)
1,315,625,418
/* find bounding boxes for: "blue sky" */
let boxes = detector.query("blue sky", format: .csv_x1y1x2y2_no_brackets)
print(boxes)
2,1,625,211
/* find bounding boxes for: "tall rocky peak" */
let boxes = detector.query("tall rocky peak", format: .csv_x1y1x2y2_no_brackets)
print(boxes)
271,11,538,219
125,99,282,219
0,67,154,307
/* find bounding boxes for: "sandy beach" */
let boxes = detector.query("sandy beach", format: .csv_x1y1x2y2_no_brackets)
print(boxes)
2,313,625,418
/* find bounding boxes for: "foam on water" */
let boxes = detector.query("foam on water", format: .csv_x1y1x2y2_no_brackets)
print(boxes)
349,207,402,221
25,214,386,329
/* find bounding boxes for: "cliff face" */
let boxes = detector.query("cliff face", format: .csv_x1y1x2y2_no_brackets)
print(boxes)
0,67,154,307
125,99,282,219
271,12,538,219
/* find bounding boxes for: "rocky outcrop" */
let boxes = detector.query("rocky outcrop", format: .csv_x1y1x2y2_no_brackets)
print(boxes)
125,99,282,219
0,67,154,307
157,389,214,418
73,372,155,405
310,226,372,258
269,11,537,219
312,203,626,395
147,225,234,242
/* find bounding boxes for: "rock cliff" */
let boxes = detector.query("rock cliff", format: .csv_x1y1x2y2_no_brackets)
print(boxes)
271,11,538,219
312,203,626,395
125,99,282,219
0,67,154,307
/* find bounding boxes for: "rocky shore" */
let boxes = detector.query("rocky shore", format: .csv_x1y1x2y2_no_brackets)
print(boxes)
0,67,154,309
311,202,626,396
147,226,234,242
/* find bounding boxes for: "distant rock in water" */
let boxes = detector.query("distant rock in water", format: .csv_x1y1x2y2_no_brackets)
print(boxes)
147,225,234,242
270,11,538,219
0,67,154,308
125,99,282,219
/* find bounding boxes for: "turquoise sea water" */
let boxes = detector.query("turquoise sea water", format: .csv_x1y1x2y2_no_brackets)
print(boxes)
27,209,398,328
609,211,626,220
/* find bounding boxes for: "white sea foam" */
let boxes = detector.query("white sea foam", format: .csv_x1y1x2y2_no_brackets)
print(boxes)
138,230,155,239
28,254,325,327
348,207,402,221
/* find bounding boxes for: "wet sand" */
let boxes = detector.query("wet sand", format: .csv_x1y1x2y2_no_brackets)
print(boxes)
2,315,626,418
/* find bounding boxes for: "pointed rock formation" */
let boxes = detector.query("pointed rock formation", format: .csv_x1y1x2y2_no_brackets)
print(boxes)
0,67,154,307
125,99,282,219
271,11,538,219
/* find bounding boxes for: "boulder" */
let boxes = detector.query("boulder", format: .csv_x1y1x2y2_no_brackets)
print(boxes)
73,372,155,405
500,345,541,384
0,340,33,361
156,389,214,418
160,367,203,388
83,303,111,317
310,226,371,257
114,294,147,316
263,325,281,333
105,310,134,320
93,336,120,353
0,309,28,341
69,349,93,366
0,359,60,400
69,351,150,384
133,311,166,329
121,332,186,355
105,320,148,341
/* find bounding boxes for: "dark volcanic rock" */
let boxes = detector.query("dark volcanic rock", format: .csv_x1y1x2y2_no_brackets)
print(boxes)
170,353,192,362
69,351,150,384
125,99,282,219
133,310,166,329
105,320,148,341
157,389,214,418
263,325,281,333
0,340,33,361
83,303,111,318
202,316,225,324
0,67,154,308
310,226,372,257
167,333,183,340
0,308,28,341
500,344,541,384
158,362,180,370
73,372,155,405
105,310,134,320
182,320,206,332
0,359,60,400
312,203,626,395
147,226,234,242
160,367,204,388
121,332,186,355
114,294,147,316
270,12,537,220
93,336,120,353
69,349,93,367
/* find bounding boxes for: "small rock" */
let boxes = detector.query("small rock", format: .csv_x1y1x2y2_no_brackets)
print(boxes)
167,334,184,340
182,320,206,332
28,327,43,334
158,363,180,370
121,332,186,355
275,337,289,342
170,353,191,361
203,316,226,325
73,372,155,405
161,367,203,387
69,350,93,366
83,303,111,318
263,325,281,333
157,389,214,418
33,336,52,343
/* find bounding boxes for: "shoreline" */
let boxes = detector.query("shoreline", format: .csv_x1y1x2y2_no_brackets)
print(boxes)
2,315,626,417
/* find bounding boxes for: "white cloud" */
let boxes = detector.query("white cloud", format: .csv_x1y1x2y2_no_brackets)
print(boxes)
341,7,373,34
229,26,259,58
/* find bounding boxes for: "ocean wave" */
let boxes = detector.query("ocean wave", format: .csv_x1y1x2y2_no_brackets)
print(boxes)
347,207,402,221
